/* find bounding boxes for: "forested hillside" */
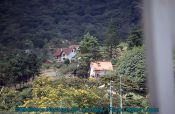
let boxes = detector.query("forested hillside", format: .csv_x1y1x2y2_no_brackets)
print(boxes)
0,0,141,49
0,1,149,112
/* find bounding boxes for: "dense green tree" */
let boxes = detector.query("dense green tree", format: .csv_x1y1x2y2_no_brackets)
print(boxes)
0,0,141,49
79,32,102,60
104,22,120,58
77,33,101,77
127,26,143,48
116,46,145,93
100,46,145,94
99,46,110,60
80,33,97,51
0,50,41,87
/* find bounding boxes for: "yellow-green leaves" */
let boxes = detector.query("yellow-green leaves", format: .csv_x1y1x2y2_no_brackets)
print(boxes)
21,76,106,109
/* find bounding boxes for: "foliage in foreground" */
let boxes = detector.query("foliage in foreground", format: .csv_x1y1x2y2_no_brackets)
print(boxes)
116,46,145,92
0,87,17,111
0,76,149,113
0,87,32,111
0,50,41,86
21,76,108,108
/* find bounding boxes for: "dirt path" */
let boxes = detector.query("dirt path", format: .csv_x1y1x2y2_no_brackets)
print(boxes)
40,68,58,77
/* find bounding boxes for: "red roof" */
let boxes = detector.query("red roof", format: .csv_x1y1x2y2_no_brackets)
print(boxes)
54,48,74,57
44,60,53,64
54,48,62,57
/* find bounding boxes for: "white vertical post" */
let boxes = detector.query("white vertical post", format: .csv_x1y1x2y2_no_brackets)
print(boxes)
120,76,123,114
110,80,112,114
143,0,175,114
119,76,122,114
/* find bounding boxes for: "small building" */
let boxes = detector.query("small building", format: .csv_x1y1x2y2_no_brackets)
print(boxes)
54,48,77,62
44,59,53,64
89,61,113,79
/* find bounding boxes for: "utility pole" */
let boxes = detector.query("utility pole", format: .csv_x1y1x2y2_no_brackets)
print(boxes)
109,80,112,114
119,75,123,114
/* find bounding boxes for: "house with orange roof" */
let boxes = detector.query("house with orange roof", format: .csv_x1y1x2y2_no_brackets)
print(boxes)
89,61,113,79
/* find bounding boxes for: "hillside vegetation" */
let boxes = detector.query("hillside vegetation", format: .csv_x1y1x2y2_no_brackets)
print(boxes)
0,0,141,49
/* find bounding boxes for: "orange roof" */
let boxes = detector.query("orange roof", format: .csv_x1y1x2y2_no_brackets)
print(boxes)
90,61,113,71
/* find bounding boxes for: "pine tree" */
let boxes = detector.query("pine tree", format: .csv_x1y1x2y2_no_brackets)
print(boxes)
77,32,101,77
104,22,119,58
127,26,143,48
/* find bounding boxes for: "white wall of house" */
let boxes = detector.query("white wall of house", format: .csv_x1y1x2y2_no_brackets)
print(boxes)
56,49,76,62
90,67,107,79
60,52,67,61
67,49,76,61
95,70,107,76
90,67,95,77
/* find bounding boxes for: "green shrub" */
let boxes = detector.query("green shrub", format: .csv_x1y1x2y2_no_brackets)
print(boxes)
0,87,18,111
59,63,77,74
64,59,70,65
55,62,63,69
41,63,52,69
116,46,145,89
17,88,32,100
111,58,117,65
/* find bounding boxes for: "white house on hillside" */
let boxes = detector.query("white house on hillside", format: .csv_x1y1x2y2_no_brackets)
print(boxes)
54,47,78,62
90,61,113,79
